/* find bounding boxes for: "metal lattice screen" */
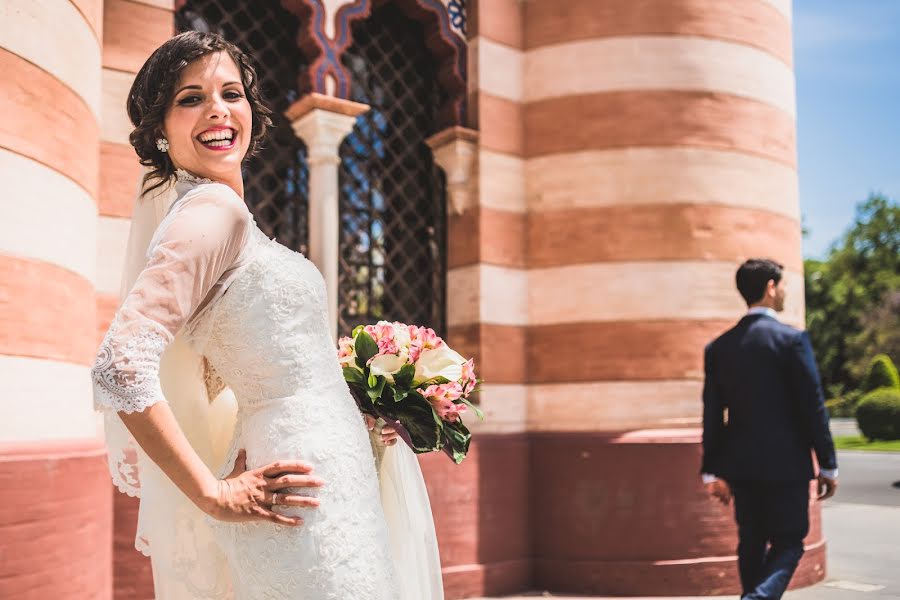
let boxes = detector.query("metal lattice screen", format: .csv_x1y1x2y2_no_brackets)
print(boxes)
176,1,310,254
338,5,448,338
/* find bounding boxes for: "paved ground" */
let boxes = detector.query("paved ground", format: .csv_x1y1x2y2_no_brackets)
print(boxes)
830,418,862,438
477,449,900,600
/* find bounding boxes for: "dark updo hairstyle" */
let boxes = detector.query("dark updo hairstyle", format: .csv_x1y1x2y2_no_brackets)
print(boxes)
127,31,273,195
735,258,784,306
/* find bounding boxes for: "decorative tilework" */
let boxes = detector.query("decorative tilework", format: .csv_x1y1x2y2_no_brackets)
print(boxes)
446,0,466,38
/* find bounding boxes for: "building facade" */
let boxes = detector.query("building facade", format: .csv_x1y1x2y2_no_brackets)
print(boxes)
0,0,819,598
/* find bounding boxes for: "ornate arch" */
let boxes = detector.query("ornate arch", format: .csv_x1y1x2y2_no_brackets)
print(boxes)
281,0,467,127
175,0,467,126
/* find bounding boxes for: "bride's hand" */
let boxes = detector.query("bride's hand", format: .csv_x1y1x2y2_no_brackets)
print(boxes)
205,449,324,526
364,415,400,446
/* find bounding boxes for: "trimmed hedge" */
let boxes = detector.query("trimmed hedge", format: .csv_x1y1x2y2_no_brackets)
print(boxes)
861,354,900,393
856,387,900,441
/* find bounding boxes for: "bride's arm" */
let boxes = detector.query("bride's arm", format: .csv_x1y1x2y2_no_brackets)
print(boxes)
118,401,228,513
119,402,318,524
94,185,319,524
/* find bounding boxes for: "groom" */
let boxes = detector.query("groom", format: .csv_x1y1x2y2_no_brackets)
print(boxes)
701,259,838,599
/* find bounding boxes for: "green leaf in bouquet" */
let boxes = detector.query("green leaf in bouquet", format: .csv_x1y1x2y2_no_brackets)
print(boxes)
367,375,386,400
352,324,365,338
355,330,378,370
342,366,365,386
392,386,409,403
393,364,416,389
442,419,472,464
408,390,443,426
390,393,443,453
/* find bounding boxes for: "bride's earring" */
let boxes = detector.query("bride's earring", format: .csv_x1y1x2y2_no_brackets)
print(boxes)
156,137,169,153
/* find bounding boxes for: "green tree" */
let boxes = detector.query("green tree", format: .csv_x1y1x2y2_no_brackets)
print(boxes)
852,291,900,380
804,195,900,395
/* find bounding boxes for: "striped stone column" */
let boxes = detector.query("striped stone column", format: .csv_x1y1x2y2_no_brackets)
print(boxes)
0,0,109,597
522,0,822,595
422,1,532,597
100,1,174,598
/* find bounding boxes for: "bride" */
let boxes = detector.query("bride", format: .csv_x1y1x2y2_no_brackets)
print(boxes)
92,31,442,599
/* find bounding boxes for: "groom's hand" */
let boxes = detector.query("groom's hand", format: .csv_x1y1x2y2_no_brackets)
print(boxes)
817,474,838,501
705,479,732,506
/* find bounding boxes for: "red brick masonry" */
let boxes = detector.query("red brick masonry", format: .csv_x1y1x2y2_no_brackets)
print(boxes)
0,439,112,599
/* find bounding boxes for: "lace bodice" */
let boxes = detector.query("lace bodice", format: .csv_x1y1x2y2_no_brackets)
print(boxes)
193,227,346,404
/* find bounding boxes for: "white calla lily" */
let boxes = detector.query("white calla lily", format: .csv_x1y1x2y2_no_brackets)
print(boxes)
413,346,466,385
369,353,405,383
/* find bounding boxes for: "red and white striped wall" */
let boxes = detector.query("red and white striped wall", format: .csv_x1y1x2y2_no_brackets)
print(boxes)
0,0,109,597
1,1,172,598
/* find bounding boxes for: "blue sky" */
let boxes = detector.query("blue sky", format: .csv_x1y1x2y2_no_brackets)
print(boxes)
794,0,900,258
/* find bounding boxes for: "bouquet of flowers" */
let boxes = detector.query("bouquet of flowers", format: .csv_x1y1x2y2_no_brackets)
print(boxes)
338,321,482,464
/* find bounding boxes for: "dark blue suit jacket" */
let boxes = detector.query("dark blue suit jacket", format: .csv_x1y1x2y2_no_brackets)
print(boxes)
701,313,837,482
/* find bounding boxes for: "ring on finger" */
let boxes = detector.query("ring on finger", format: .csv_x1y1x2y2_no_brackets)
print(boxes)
272,492,278,506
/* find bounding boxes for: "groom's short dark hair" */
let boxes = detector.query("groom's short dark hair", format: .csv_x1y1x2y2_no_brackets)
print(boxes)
736,259,784,305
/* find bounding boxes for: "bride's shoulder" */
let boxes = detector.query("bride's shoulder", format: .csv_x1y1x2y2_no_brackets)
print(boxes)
179,182,250,224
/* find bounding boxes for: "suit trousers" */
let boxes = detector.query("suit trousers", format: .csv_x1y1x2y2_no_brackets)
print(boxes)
730,480,810,600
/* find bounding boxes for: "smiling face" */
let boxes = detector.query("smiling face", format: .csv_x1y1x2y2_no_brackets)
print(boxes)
162,51,252,181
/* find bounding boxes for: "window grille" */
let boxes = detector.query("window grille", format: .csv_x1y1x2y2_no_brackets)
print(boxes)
338,5,448,337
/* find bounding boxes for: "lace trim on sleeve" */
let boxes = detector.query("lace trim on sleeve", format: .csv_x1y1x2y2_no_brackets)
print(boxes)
103,410,143,497
92,314,174,414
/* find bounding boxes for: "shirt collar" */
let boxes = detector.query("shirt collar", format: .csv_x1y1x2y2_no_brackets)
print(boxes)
747,306,778,319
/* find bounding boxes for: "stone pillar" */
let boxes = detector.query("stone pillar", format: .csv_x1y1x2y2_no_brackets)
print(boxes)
286,93,370,339
0,0,109,597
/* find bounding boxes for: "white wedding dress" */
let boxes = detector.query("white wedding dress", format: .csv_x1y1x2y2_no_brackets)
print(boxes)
92,172,442,599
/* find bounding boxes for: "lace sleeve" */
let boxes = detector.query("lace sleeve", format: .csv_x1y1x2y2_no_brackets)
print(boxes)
91,183,252,415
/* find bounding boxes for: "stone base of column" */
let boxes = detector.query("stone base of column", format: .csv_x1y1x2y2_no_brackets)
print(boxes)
534,541,825,596
419,433,533,599
530,429,826,596
0,439,112,599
